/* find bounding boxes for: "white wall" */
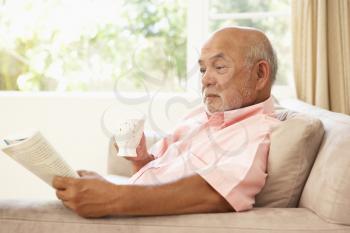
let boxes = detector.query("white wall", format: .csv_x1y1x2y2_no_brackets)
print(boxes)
0,91,199,199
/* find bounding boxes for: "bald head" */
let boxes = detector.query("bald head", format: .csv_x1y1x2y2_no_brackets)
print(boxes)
199,27,277,113
204,27,278,83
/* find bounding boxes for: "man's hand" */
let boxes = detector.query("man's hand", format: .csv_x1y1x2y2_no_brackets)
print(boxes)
114,133,155,172
53,170,122,218
54,172,233,218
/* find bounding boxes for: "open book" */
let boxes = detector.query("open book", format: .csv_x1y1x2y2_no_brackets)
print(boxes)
1,131,79,187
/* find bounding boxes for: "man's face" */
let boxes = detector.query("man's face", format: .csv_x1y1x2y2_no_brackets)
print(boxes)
199,36,257,113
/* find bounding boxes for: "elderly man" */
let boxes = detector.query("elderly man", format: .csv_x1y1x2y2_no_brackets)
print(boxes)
53,27,281,218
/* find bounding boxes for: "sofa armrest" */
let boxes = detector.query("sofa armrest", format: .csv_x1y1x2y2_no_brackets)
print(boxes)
107,130,162,177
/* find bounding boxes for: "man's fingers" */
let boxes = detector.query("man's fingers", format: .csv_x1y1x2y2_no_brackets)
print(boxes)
77,170,97,177
62,200,74,210
56,190,68,201
52,176,74,190
77,170,89,177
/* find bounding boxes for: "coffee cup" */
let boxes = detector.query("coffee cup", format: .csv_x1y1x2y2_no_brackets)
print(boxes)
114,118,145,157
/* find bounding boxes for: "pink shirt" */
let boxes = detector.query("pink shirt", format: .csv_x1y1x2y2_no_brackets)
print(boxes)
128,96,281,211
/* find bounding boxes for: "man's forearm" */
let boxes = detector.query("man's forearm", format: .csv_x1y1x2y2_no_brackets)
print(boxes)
111,174,233,216
53,173,233,218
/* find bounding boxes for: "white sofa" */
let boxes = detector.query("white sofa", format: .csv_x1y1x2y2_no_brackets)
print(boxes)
1,99,350,233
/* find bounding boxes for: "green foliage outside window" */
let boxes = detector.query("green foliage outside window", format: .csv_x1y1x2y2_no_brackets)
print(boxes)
0,0,187,91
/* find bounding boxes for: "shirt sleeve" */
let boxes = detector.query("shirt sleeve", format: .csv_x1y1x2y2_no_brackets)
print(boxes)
195,133,271,212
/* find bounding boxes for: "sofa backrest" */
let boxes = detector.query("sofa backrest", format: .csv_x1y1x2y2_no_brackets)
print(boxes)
280,99,350,225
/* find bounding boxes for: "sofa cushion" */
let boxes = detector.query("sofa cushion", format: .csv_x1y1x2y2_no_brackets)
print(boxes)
255,113,324,207
107,137,134,177
1,200,350,233
280,99,350,225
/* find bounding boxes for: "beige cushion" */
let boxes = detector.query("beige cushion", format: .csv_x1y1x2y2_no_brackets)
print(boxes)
107,137,134,177
255,113,324,207
2,200,350,233
280,99,350,225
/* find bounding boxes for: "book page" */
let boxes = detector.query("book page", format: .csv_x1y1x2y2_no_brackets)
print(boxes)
1,131,79,187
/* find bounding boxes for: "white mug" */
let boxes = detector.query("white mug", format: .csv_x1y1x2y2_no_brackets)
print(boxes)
114,118,145,157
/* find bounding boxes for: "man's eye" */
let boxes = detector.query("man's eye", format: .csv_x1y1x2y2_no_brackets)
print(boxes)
216,66,228,74
200,68,206,74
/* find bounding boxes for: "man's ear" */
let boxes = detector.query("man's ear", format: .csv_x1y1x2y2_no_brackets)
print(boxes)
254,60,270,91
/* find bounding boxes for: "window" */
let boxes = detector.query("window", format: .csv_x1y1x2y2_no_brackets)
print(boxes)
0,0,187,92
0,0,292,93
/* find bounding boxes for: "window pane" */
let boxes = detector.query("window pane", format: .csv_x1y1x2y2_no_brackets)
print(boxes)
0,0,187,92
209,0,291,85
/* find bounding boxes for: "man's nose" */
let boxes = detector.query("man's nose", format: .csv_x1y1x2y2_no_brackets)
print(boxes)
201,70,216,87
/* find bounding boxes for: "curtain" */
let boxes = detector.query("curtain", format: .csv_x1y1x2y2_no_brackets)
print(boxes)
291,0,350,114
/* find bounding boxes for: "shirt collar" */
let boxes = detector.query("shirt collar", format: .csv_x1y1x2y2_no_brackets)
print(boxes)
198,96,275,126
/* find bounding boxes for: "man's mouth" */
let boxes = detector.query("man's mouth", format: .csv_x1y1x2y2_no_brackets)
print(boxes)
204,94,219,102
205,94,219,98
